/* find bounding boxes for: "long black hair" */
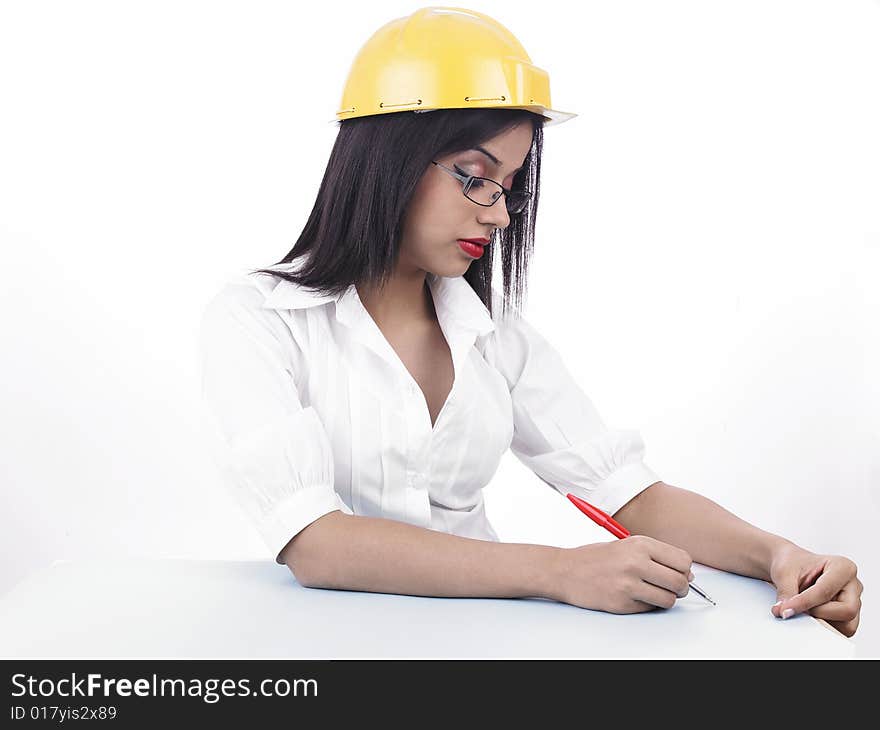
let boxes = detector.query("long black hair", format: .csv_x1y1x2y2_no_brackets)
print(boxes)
249,108,544,320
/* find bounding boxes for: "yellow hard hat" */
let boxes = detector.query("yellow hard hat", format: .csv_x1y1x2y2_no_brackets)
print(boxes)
331,6,578,127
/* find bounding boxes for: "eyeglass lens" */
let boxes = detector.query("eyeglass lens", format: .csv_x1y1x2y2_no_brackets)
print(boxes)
465,177,530,214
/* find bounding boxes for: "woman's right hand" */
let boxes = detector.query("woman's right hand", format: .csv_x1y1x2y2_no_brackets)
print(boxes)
551,535,695,614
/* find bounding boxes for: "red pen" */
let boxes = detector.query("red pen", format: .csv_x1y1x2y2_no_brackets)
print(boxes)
566,492,716,605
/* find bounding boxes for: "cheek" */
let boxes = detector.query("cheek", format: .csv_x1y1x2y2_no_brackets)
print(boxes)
408,183,463,229
408,177,443,215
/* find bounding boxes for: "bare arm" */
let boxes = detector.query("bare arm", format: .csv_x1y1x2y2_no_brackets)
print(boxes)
612,481,795,582
280,510,562,599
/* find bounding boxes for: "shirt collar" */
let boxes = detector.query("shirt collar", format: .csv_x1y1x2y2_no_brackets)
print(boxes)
260,263,496,337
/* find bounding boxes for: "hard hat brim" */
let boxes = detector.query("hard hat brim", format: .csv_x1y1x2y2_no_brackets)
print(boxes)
327,106,578,126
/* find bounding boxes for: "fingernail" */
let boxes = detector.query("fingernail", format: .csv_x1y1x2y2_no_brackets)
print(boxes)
773,600,782,608
688,572,694,581
782,608,794,619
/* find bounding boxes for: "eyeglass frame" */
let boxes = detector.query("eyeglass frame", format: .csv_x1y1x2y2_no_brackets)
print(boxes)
430,160,532,214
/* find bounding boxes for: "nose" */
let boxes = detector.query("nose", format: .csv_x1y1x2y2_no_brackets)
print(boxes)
477,197,511,231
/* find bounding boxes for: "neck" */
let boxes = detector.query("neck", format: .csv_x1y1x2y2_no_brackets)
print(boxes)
356,267,436,327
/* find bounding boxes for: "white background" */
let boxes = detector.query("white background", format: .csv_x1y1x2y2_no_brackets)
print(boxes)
1,0,877,656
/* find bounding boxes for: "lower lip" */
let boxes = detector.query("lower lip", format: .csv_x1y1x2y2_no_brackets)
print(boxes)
458,240,485,258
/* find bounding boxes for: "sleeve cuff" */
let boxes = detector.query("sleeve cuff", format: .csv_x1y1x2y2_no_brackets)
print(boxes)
258,484,354,565
574,460,663,520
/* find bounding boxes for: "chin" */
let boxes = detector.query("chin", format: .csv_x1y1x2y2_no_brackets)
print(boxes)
426,258,470,279
449,259,474,277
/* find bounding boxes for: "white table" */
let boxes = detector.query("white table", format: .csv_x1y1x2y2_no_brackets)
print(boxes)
0,558,855,658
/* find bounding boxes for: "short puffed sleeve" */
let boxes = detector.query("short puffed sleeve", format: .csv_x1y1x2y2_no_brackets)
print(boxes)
197,278,352,564
482,305,662,517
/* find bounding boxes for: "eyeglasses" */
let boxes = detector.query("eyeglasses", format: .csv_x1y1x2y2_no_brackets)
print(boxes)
431,160,532,215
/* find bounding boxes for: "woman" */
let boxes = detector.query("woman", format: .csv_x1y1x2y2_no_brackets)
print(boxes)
198,7,861,636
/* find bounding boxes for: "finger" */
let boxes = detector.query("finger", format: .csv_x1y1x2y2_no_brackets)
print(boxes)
775,564,825,617
808,600,860,623
625,599,660,614
827,613,860,638
772,560,842,617
778,569,847,619
642,562,692,599
806,580,862,622
634,579,680,610
645,539,692,576
772,574,803,617
799,562,826,591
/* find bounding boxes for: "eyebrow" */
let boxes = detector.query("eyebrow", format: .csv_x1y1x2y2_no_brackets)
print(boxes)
471,145,524,173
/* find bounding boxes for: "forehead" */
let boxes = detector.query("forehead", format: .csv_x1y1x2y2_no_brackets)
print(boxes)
459,124,534,171
470,145,503,165
461,145,526,172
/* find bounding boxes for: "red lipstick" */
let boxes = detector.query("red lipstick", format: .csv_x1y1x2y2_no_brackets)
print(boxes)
457,239,485,258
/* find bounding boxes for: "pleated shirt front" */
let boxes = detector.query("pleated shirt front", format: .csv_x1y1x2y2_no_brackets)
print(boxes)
198,259,662,564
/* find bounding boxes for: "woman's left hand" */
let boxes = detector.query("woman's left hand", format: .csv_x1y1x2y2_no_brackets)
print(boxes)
768,542,862,637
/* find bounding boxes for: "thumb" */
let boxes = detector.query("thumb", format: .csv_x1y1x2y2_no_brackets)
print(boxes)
772,578,801,618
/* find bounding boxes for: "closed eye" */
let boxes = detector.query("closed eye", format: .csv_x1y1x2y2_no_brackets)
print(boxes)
454,164,486,188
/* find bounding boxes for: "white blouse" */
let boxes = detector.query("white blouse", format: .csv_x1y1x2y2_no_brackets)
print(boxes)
197,257,662,565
